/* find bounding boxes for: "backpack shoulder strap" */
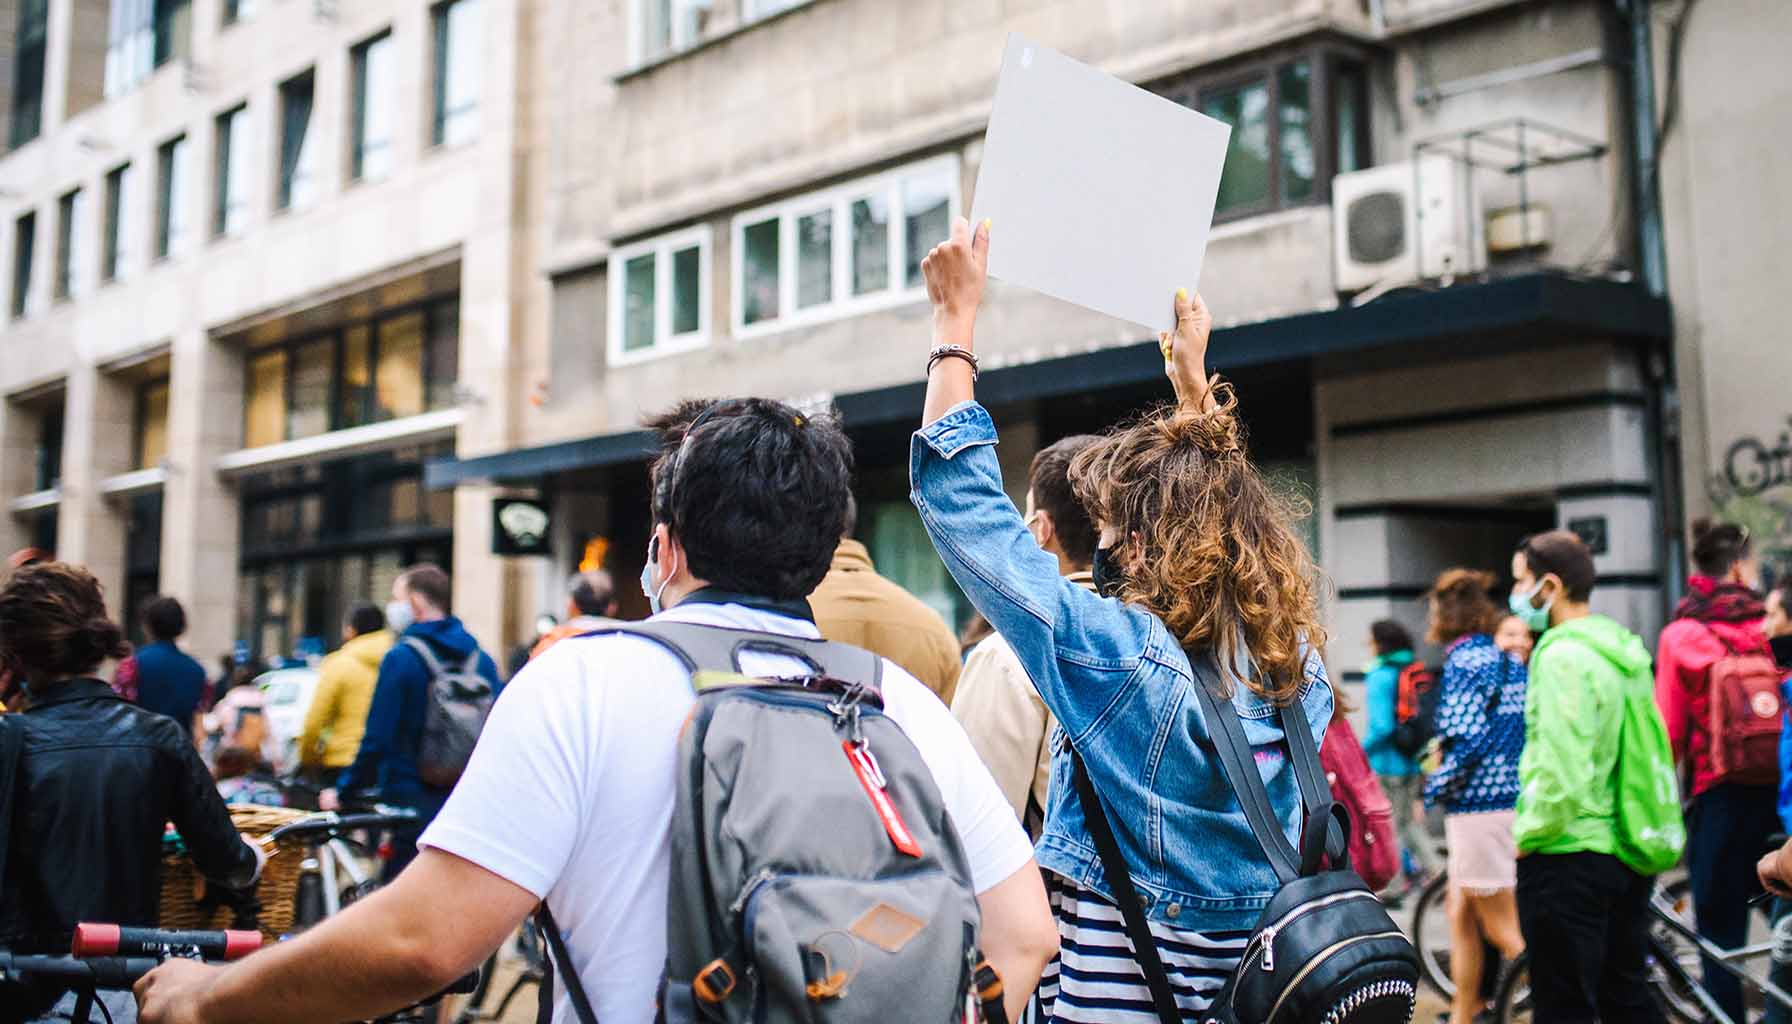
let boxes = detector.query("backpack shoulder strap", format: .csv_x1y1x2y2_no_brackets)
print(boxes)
1189,653,1338,882
402,636,447,678
580,621,884,692
536,903,599,1024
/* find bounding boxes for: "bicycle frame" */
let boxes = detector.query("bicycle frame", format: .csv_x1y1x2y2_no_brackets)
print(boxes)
1649,888,1792,1020
314,835,374,919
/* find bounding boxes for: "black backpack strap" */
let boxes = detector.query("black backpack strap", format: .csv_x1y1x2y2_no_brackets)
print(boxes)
579,622,885,694
537,903,599,1024
1070,747,1183,1024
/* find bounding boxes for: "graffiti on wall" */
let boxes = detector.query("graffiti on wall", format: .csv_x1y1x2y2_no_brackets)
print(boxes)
1709,419,1792,571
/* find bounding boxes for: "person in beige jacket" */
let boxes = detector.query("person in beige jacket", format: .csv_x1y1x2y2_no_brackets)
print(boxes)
952,435,1100,837
810,495,964,704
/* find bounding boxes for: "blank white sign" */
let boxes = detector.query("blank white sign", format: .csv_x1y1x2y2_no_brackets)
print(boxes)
971,34,1231,334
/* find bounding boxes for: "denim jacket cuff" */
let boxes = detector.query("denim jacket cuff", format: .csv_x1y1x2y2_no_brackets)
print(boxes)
917,401,998,460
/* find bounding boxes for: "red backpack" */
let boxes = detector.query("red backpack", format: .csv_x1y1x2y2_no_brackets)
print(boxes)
1390,661,1440,758
1320,716,1399,891
1700,624,1785,786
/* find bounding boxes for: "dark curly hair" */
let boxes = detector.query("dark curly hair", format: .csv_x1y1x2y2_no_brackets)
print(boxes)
0,562,131,682
644,397,853,601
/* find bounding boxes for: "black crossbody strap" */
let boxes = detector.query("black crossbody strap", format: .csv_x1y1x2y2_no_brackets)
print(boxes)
1190,682,1301,883
1276,699,1338,877
537,904,599,1024
1070,748,1183,1024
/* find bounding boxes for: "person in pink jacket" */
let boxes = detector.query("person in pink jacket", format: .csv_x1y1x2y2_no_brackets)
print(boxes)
1655,517,1773,1021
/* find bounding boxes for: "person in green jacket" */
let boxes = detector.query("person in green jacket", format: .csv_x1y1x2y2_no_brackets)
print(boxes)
1511,529,1666,1024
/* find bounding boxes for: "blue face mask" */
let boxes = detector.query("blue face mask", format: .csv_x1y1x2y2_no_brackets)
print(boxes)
1509,582,1554,634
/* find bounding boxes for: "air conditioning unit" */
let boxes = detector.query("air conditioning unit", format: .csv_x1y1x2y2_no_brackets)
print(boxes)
1332,155,1486,293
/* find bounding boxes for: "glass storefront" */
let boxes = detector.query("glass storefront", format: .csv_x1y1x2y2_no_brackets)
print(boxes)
237,443,453,659
122,491,161,643
242,297,459,449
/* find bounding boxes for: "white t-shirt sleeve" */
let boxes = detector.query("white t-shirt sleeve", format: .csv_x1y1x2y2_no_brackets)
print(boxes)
419,640,593,899
881,663,1036,894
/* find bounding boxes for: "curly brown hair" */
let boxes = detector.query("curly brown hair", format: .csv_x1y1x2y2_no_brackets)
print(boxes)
1069,382,1326,705
1426,568,1503,646
0,562,131,681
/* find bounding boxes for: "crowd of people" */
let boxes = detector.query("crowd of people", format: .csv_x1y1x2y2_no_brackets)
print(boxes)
0,215,1787,1024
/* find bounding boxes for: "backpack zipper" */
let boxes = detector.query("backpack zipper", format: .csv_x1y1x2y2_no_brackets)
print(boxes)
1262,930,1406,1023
1240,890,1377,974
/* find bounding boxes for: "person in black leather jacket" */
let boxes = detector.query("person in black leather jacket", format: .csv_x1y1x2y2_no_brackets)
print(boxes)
0,562,260,1022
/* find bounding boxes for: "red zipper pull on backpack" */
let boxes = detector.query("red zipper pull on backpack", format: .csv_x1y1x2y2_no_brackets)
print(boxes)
843,740,923,858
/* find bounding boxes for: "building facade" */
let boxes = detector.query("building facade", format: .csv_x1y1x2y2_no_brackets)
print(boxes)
0,0,547,661
6,0,1780,684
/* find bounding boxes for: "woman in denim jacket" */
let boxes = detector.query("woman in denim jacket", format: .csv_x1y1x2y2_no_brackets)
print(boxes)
911,219,1332,1018
1421,568,1528,1024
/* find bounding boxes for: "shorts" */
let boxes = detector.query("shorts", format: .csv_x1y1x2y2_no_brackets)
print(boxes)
1445,809,1517,894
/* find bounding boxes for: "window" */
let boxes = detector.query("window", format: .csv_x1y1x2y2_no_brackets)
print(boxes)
245,302,459,446
155,134,189,258
103,163,133,282
136,378,170,469
213,104,249,238
9,0,49,149
221,0,255,25
1157,51,1368,221
729,156,959,336
55,188,88,301
12,211,35,319
634,0,712,64
743,0,805,20
431,0,482,148
607,227,710,363
35,407,63,492
244,348,287,448
105,0,191,98
278,71,317,211
350,32,394,183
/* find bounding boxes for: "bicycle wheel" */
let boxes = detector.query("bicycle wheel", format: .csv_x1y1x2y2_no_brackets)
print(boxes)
1413,871,1455,998
1647,876,1710,1023
1494,952,1532,1024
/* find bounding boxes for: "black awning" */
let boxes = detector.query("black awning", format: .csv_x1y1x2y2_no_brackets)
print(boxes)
426,271,1671,488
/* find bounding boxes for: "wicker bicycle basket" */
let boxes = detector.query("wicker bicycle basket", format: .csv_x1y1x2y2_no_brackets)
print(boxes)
159,804,307,940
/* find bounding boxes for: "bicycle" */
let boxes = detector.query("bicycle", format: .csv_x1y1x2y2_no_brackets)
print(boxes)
267,804,419,931
445,917,546,1024
0,923,478,1024
1492,881,1792,1024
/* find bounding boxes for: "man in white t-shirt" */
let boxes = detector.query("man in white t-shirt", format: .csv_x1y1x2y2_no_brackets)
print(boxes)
136,398,1057,1024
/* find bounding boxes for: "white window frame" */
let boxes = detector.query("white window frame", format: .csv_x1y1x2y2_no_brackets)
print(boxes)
729,154,960,341
606,224,712,366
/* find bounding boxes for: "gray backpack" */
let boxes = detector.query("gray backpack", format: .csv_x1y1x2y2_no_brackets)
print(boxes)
537,621,1009,1024
404,637,494,789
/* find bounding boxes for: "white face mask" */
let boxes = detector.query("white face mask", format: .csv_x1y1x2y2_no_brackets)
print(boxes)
640,536,677,615
385,598,416,632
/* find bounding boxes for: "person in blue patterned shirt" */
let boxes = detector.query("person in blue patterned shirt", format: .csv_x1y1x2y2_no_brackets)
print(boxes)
1423,567,1529,1024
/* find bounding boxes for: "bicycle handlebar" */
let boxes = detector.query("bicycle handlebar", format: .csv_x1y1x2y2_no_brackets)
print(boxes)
0,952,165,990
71,924,261,961
269,810,419,843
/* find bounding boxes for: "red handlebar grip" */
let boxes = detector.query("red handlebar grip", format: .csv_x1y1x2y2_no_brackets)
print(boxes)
222,930,261,960
71,923,122,957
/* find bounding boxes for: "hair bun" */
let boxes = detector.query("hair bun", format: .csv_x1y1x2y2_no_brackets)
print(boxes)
1690,516,1716,542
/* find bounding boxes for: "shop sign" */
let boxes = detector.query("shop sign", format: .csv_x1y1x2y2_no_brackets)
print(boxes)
493,498,552,556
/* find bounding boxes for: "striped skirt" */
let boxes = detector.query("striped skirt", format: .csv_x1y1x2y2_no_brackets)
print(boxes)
1038,872,1250,1022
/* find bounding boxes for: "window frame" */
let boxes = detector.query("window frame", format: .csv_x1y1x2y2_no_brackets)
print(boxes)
349,29,394,184
212,102,249,240
728,154,960,340
102,161,132,283
429,0,482,149
11,210,35,319
9,0,49,149
605,224,712,366
54,186,85,301
276,69,318,212
1154,41,1370,225
154,133,188,259
240,296,461,449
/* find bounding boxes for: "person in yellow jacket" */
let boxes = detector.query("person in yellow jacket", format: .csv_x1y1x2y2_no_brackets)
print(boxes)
297,603,393,784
